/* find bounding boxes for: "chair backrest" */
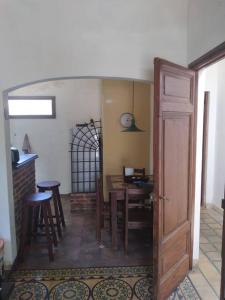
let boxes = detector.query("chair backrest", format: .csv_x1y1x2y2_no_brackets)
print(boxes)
125,187,149,210
134,168,145,177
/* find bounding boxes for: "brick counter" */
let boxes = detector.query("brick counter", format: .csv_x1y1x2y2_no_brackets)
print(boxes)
12,154,38,249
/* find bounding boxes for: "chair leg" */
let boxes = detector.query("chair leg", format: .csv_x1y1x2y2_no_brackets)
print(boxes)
20,204,29,261
42,204,54,261
52,189,62,238
100,200,104,229
46,202,58,247
125,209,128,254
56,187,66,227
96,195,101,244
27,206,35,245
125,227,128,255
33,206,40,238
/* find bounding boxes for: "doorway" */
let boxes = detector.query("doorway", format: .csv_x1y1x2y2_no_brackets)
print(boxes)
197,59,225,210
7,78,154,270
190,42,225,300
4,60,199,299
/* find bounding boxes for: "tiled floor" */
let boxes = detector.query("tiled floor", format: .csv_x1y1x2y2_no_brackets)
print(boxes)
18,197,153,269
17,199,223,299
189,206,223,299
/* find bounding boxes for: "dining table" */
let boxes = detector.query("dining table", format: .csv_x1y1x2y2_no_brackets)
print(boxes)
106,175,154,250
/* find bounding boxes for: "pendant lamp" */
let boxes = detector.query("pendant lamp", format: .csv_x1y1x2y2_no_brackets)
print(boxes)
122,81,144,132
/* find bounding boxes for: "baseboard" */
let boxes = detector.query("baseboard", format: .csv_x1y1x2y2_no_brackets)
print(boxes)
192,259,199,267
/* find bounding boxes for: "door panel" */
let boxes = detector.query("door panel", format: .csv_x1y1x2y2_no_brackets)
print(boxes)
164,74,191,99
161,231,188,275
153,58,196,300
163,115,190,235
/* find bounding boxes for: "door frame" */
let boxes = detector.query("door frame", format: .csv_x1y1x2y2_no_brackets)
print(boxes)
188,40,225,263
152,41,225,298
189,41,225,70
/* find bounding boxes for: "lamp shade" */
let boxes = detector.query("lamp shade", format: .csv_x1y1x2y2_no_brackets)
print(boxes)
121,115,144,132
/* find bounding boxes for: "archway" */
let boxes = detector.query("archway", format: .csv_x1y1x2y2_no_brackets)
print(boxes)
3,76,153,269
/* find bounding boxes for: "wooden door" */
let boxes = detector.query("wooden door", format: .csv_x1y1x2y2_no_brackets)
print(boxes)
153,58,196,299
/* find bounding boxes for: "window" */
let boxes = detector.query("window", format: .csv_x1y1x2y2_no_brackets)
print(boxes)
7,96,56,119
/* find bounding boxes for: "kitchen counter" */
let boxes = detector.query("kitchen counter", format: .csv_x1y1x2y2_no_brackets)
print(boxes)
13,153,38,169
12,153,38,250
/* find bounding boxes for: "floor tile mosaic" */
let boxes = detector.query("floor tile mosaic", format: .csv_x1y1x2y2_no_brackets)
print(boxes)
7,204,223,299
9,266,200,300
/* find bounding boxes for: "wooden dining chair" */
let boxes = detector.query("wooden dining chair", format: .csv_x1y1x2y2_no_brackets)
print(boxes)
96,177,110,244
96,177,125,245
124,187,152,254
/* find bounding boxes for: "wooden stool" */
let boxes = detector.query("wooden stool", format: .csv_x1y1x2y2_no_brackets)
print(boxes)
37,180,65,239
20,192,57,262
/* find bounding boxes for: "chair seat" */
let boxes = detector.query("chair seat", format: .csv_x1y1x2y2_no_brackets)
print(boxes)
37,179,65,237
26,192,52,205
37,180,60,189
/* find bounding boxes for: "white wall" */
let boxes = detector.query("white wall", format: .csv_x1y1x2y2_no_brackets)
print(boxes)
188,0,225,63
0,0,189,90
0,0,190,265
0,0,223,265
211,59,225,207
196,60,225,209
193,69,206,261
194,63,220,260
9,79,102,194
204,65,218,206
0,98,17,265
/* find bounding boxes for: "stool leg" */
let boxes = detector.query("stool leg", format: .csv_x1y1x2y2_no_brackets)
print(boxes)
27,207,33,245
20,204,29,261
33,206,40,238
42,204,54,261
46,202,58,247
52,189,62,238
38,188,45,230
55,187,66,228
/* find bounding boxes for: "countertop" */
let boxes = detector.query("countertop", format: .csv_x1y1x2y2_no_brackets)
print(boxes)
13,153,38,169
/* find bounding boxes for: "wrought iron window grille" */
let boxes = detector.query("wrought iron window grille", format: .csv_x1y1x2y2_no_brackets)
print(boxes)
70,119,102,193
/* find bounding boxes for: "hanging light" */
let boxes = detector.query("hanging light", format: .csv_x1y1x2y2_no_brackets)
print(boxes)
122,81,144,132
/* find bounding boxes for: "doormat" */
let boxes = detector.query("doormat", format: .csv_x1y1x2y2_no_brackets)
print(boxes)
8,265,200,299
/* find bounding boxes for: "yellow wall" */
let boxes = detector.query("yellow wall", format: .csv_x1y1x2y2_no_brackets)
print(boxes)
102,80,151,198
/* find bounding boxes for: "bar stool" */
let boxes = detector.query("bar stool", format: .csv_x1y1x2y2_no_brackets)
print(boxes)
37,180,65,239
20,192,57,261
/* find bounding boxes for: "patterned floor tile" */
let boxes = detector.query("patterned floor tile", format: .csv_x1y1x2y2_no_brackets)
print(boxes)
8,266,200,300
206,252,222,261
200,236,209,244
200,243,217,252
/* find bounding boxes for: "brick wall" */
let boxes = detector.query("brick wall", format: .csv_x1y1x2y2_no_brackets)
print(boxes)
12,161,36,249
70,193,96,212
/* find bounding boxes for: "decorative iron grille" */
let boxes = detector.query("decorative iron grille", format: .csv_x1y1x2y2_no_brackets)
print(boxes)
70,119,102,193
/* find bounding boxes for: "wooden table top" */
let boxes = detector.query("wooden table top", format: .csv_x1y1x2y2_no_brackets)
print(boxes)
106,175,154,192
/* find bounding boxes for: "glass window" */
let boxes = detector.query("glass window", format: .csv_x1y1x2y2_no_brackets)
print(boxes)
8,96,56,119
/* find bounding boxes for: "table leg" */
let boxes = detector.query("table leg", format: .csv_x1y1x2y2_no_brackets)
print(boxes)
111,192,117,250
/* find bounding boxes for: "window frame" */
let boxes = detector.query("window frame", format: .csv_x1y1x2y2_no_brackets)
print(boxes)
7,95,56,119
